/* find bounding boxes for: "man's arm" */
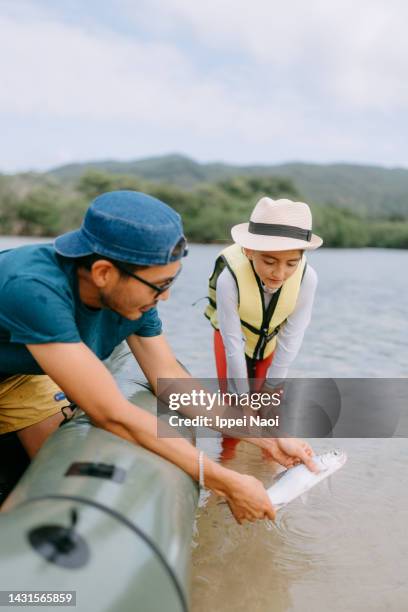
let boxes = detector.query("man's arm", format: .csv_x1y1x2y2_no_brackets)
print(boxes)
26,341,277,524
126,333,190,394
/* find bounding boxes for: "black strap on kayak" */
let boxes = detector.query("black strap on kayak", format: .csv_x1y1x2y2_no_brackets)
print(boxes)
59,401,78,428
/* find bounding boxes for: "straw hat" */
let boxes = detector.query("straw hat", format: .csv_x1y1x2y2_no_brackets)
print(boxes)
231,197,323,251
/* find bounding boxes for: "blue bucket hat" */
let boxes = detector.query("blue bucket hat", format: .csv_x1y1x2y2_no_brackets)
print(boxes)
54,190,188,266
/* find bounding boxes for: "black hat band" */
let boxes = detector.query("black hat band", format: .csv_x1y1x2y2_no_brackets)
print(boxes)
248,221,312,242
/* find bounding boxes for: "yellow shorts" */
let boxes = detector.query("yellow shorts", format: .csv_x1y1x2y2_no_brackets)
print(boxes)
0,375,65,435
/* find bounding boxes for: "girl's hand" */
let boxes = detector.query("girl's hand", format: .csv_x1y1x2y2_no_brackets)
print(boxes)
247,437,319,472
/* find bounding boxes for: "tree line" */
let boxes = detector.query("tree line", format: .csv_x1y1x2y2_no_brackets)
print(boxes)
0,170,407,248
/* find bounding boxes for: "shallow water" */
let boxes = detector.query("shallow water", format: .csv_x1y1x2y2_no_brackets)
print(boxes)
189,438,408,612
2,238,408,611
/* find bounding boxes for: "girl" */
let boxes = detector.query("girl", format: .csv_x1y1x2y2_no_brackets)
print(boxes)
206,197,322,394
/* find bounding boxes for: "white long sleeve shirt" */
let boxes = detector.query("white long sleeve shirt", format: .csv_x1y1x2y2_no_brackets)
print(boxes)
216,264,318,388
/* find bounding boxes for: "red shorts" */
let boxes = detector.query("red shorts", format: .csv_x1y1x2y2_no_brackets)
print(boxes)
213,329,274,392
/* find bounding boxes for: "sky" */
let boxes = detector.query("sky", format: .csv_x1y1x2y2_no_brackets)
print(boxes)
0,0,407,173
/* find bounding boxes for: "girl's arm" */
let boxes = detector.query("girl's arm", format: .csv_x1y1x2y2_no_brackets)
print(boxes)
267,265,318,381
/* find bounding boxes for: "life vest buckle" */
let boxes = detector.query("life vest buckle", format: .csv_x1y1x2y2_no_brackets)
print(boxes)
263,328,279,342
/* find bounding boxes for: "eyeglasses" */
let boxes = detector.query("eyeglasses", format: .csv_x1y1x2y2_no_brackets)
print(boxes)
115,263,183,297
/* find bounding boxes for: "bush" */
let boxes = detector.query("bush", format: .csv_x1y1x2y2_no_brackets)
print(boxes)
0,169,406,247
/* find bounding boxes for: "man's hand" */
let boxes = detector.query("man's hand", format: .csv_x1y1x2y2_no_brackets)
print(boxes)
220,470,276,524
248,437,318,473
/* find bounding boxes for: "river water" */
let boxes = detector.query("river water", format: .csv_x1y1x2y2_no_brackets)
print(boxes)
2,238,408,611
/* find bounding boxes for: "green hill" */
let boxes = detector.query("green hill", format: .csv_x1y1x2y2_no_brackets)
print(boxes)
48,154,408,218
1,155,408,247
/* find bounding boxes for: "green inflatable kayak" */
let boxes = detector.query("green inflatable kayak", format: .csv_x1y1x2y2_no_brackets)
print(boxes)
0,344,198,612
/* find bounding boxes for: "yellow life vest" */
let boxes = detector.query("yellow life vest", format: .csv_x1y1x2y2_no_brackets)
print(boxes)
204,244,307,360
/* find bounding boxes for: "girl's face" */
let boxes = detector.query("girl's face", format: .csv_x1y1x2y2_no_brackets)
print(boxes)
244,249,303,290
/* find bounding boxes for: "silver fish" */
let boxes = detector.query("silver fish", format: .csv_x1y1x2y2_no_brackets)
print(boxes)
267,449,347,510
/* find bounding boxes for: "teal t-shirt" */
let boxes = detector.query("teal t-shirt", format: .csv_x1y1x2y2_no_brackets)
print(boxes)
0,244,162,375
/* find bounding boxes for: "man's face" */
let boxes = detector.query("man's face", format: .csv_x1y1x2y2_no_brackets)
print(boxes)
244,249,302,290
92,260,181,319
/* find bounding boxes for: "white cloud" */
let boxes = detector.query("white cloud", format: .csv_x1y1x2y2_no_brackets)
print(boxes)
0,0,407,170
128,0,408,112
0,10,326,138
0,15,191,120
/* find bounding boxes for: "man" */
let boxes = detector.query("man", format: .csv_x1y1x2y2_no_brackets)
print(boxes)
0,190,315,523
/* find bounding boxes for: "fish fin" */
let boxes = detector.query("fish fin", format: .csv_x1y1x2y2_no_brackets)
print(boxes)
269,469,289,486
